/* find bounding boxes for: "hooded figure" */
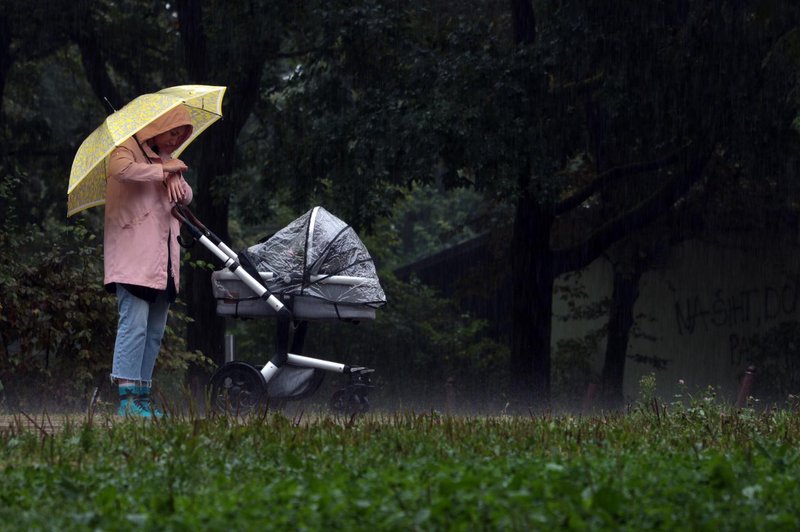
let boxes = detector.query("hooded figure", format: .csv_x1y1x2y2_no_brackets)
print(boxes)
104,106,194,294
104,105,194,418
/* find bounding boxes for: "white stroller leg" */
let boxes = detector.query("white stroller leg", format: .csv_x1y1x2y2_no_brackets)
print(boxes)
260,361,280,381
260,353,363,378
286,354,346,373
259,353,366,381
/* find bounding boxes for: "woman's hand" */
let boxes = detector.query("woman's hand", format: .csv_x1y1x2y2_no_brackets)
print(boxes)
164,173,186,204
162,158,188,174
162,158,188,203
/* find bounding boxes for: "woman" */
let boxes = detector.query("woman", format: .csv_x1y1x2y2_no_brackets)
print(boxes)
104,106,194,417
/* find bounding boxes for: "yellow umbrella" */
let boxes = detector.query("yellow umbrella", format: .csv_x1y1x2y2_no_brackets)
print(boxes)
67,84,227,217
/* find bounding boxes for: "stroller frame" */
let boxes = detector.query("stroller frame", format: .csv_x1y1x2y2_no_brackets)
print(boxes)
172,205,374,414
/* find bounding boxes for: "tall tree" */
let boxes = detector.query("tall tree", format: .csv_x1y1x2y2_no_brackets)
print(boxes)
499,0,800,406
175,0,285,372
0,1,68,116
252,1,712,405
1,0,90,222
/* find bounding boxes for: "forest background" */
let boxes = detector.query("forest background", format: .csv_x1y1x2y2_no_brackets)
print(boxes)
3,0,800,412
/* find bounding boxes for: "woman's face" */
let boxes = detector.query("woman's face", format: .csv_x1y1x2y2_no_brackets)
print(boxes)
151,126,190,154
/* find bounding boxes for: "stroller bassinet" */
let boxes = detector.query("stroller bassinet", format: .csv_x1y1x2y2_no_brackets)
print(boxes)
175,205,385,413
211,206,385,321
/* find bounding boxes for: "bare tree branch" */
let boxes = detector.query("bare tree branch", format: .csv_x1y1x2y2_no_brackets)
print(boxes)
72,4,122,111
553,146,713,276
554,143,690,216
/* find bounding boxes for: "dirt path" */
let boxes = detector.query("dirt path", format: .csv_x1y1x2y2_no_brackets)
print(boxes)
0,412,114,435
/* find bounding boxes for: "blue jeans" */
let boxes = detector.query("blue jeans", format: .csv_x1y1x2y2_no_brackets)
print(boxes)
111,284,170,385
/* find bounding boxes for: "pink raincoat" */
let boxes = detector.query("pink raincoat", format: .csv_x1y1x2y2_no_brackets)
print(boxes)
104,106,194,292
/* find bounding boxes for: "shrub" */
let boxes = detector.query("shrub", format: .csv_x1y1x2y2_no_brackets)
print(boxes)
0,174,204,410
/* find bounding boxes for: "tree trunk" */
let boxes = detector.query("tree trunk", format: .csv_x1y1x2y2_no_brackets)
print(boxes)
183,79,260,373
0,12,11,116
72,2,122,111
177,0,270,384
510,194,553,408
600,266,640,408
510,0,536,45
508,0,549,408
184,131,232,374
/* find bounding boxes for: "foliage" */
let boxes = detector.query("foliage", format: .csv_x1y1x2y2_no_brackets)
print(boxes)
3,405,800,529
0,174,206,410
551,270,607,401
637,372,658,406
551,332,604,405
385,184,490,268
259,0,529,225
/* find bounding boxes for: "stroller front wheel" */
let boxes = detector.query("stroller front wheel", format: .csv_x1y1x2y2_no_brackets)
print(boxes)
209,362,267,415
329,388,370,416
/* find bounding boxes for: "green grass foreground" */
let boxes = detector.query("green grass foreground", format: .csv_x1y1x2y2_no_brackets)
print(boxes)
2,401,800,530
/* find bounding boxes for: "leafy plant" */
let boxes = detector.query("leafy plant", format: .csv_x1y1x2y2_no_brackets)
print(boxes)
2,406,800,529
0,174,206,410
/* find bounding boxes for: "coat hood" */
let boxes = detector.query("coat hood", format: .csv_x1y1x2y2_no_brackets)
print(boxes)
135,105,194,150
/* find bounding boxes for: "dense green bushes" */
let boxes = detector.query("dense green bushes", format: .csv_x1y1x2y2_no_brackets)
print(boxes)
0,215,113,408
0,175,202,410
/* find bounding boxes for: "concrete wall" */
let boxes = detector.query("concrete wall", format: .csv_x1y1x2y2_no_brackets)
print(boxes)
552,237,800,402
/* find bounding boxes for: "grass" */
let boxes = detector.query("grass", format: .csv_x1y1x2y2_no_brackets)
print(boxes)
1,395,800,531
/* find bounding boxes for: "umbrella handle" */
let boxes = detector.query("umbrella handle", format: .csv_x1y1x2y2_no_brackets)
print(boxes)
171,205,203,249
177,234,196,249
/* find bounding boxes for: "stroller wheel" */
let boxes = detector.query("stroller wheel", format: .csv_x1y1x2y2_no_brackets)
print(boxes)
209,362,267,415
329,388,370,416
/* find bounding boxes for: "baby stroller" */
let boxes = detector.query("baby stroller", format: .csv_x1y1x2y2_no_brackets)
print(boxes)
172,205,386,414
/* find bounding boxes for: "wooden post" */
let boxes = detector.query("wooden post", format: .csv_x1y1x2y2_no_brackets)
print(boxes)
735,366,756,408
582,382,598,414
445,377,456,414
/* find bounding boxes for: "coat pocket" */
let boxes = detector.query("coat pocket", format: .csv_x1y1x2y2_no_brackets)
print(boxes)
119,207,151,228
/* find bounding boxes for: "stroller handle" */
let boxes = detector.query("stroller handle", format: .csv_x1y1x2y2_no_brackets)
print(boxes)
171,205,292,318
172,205,231,254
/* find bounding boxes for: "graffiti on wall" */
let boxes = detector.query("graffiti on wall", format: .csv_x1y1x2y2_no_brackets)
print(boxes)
675,282,799,336
728,333,758,366
673,282,800,366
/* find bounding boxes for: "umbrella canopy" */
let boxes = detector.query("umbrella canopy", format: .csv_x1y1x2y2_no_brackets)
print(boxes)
67,84,226,217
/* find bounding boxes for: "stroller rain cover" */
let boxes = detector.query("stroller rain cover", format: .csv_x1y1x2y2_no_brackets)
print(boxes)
244,206,386,308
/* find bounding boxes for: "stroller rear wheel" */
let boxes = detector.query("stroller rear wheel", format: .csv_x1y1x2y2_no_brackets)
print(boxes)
209,362,267,415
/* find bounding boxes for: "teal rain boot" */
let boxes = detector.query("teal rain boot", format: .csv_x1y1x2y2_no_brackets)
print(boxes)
118,385,151,417
134,386,164,418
